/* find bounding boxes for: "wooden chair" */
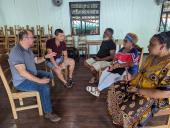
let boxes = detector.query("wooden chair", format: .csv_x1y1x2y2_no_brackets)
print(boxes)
115,39,124,52
39,27,48,56
4,26,17,52
26,25,35,35
30,27,35,35
25,25,30,30
14,25,24,43
134,45,144,69
48,25,53,39
66,35,74,48
0,27,8,55
145,108,170,128
77,35,88,59
30,25,41,57
0,65,43,119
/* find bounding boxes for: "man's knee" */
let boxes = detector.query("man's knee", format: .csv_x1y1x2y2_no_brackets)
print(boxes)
90,66,96,72
84,60,91,68
67,58,75,66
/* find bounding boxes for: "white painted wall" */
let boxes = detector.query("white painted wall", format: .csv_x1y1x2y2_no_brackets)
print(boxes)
0,0,162,53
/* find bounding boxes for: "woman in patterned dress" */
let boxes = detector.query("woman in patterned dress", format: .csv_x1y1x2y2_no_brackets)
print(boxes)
107,31,170,128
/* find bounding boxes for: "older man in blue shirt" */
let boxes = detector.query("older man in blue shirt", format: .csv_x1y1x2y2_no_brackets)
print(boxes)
9,30,61,122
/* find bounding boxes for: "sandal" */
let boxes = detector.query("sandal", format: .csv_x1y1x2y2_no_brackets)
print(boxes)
64,82,73,88
86,86,100,97
88,77,97,84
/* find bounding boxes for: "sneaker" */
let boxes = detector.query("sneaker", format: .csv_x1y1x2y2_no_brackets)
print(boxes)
64,82,73,88
65,79,74,88
68,78,74,85
45,113,61,122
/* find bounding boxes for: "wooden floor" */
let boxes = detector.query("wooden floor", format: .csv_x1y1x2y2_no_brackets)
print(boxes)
0,55,168,128
0,55,114,128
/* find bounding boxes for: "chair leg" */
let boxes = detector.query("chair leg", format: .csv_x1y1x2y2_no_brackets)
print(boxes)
10,98,18,119
98,69,102,79
36,94,43,116
50,69,55,87
12,109,18,119
51,79,55,87
85,49,88,59
167,115,170,127
78,50,80,61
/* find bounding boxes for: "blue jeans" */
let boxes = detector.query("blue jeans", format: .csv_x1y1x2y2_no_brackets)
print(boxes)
15,70,53,113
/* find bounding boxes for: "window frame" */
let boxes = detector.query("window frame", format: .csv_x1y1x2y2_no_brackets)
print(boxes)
69,1,100,35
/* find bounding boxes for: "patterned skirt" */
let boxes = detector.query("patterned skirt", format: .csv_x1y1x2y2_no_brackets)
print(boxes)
107,81,155,128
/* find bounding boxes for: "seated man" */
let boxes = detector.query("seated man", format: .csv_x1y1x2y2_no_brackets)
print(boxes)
46,29,75,88
8,30,61,122
84,28,116,83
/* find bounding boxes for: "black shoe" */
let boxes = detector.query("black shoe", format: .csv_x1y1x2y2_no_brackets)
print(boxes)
45,113,61,122
68,78,74,88
64,82,73,88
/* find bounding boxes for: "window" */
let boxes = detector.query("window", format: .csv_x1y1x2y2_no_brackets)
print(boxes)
69,1,100,35
159,1,170,32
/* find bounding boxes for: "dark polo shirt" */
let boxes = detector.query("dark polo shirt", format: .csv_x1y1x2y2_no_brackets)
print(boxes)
46,38,67,60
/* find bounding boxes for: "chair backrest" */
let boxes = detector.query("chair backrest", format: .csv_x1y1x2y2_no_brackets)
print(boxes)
0,27,4,36
134,45,144,69
26,25,29,30
40,40,47,56
40,27,45,36
4,26,15,36
66,35,74,47
0,65,12,97
26,25,35,35
36,25,41,35
115,39,124,52
78,36,87,46
14,25,24,36
29,27,35,35
0,27,5,48
48,25,53,38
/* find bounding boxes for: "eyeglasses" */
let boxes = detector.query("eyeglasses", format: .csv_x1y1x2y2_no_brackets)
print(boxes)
25,36,34,39
123,39,129,43
26,36,34,39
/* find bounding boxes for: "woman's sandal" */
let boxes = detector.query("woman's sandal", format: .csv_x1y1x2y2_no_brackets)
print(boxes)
86,86,100,97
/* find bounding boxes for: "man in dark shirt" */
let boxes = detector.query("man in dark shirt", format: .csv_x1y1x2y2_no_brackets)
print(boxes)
85,28,116,83
46,29,75,88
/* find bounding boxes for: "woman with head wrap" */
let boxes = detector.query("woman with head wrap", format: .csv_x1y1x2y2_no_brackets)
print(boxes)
86,33,139,97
